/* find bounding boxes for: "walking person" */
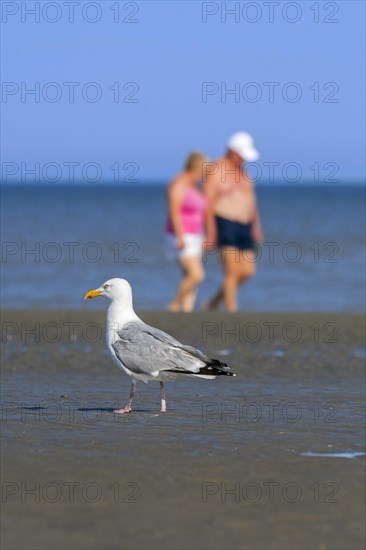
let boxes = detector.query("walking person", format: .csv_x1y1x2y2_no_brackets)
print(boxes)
166,152,208,312
204,132,263,312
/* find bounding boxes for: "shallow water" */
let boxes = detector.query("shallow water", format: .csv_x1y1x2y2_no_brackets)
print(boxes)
300,452,366,459
1,183,365,311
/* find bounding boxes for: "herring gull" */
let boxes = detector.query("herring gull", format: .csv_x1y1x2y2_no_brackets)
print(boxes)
84,278,235,413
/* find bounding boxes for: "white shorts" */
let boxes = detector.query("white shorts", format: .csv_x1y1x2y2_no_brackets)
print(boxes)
165,233,204,260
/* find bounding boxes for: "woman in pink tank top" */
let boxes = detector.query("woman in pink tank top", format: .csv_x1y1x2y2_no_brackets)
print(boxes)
165,152,208,311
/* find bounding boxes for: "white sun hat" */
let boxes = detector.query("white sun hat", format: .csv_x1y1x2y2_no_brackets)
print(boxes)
227,131,259,162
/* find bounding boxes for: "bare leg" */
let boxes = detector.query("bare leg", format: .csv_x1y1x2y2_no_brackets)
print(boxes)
207,247,256,312
160,382,167,413
204,247,236,310
223,248,256,312
168,256,204,312
114,381,135,414
181,289,197,312
203,287,224,310
223,273,242,312
167,299,181,312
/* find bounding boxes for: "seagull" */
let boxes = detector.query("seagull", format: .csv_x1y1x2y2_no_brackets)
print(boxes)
84,278,235,413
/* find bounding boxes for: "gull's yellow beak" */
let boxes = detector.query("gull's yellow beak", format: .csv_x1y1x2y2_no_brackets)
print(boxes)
84,289,102,300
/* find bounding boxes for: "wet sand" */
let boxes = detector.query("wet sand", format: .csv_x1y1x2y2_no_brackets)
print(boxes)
1,310,365,550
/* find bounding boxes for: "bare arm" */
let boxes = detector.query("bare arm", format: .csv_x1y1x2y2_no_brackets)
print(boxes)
167,178,185,248
251,191,264,243
243,172,263,243
203,169,219,250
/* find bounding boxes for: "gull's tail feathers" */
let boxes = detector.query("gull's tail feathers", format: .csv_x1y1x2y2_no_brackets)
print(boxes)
168,358,236,379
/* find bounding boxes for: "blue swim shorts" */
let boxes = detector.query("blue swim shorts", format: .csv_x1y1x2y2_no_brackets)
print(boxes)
216,215,256,251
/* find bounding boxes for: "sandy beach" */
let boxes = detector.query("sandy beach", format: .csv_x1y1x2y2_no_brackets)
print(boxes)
1,309,365,550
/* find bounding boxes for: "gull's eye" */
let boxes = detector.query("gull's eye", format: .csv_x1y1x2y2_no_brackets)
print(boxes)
103,284,110,289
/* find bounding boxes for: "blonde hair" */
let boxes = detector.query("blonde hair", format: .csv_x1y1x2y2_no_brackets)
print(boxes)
184,152,209,172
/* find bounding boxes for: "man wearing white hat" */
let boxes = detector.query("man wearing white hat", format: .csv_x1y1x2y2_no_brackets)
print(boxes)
204,132,263,312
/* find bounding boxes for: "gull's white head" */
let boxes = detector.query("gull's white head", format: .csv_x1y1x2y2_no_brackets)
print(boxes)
84,278,132,303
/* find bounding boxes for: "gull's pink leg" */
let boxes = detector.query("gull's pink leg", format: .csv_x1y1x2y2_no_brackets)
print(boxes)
114,381,135,414
160,381,167,413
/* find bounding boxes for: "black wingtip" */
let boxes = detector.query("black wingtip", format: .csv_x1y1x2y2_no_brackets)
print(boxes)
197,361,235,377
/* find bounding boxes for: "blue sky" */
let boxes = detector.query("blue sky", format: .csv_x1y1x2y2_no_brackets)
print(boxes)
1,0,365,182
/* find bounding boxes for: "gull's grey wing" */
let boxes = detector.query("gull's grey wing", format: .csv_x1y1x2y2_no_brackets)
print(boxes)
138,322,214,363
112,321,207,377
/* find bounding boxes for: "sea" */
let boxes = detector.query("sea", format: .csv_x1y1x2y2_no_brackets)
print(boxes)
1,183,365,311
